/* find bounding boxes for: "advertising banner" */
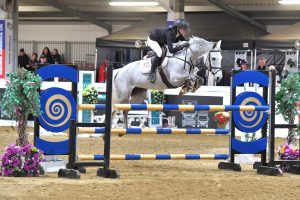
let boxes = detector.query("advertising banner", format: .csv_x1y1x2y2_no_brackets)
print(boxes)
0,20,5,78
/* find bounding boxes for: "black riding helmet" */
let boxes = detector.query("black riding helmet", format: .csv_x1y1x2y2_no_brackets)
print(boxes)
173,19,190,31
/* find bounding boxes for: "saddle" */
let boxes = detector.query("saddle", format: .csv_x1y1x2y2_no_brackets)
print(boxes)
140,46,168,74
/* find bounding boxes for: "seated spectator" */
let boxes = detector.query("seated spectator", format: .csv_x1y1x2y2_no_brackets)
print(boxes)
40,47,52,64
27,53,39,72
51,48,61,64
256,57,268,71
18,48,29,68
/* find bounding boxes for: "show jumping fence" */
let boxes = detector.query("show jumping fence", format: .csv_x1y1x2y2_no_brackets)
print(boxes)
34,64,285,178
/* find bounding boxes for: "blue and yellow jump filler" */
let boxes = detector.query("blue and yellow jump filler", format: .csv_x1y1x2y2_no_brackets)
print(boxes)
34,64,281,178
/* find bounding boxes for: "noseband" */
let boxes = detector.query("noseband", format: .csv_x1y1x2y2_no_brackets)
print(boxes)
205,50,222,76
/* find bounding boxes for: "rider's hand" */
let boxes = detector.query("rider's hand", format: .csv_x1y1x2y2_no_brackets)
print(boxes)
183,43,189,48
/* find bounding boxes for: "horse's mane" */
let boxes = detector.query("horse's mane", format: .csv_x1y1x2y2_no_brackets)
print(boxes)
188,36,215,52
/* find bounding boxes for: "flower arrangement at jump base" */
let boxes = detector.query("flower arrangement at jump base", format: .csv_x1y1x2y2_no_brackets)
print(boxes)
0,144,44,177
82,85,98,104
278,144,299,172
212,112,231,128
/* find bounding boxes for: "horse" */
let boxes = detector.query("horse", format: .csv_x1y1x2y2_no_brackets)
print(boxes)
112,36,223,127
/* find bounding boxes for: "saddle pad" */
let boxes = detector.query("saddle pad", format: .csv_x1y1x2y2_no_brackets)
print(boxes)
140,57,169,74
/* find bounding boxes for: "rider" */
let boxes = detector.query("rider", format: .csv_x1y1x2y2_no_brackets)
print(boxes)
147,19,190,83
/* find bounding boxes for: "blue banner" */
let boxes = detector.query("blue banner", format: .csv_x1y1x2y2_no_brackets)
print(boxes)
0,20,5,78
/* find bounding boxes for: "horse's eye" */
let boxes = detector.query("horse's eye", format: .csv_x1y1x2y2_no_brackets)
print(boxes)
212,57,216,61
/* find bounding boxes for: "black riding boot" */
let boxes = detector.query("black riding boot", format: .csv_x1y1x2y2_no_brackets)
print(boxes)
148,56,162,83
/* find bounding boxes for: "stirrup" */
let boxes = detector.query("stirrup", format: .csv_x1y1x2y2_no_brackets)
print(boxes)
148,72,156,83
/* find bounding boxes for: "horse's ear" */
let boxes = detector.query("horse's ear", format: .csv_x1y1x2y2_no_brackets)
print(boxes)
215,40,222,49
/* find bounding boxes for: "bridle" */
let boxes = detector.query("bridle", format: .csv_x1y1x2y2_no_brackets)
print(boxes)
205,49,222,76
166,45,197,74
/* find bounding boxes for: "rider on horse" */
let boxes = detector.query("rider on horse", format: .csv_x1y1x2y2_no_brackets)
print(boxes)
147,19,190,83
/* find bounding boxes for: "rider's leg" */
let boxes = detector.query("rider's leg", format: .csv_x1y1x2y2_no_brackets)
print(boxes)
148,56,162,83
147,37,162,83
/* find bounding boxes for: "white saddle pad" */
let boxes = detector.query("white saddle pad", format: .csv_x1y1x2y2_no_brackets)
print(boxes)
140,56,168,74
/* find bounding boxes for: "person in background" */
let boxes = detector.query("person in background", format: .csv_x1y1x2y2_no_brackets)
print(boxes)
39,54,49,64
256,57,268,71
27,53,39,71
51,48,61,64
98,59,109,83
236,58,249,71
40,47,52,64
18,48,30,68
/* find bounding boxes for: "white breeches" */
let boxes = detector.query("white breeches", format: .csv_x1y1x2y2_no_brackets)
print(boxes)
147,37,162,58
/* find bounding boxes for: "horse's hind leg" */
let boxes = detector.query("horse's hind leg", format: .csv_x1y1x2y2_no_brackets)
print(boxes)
126,88,148,129
119,88,148,129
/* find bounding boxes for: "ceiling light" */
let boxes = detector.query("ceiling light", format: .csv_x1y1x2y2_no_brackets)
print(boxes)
279,0,300,5
109,1,159,6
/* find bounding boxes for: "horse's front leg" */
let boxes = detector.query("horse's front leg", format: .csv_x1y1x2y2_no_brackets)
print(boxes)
117,111,128,137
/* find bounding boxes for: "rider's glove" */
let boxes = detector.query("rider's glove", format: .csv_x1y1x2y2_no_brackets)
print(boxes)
183,42,190,48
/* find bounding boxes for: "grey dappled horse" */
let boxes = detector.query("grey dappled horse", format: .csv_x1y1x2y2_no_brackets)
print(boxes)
112,36,223,127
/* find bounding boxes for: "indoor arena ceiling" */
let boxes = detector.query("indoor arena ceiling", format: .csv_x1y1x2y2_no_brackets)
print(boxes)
18,0,300,34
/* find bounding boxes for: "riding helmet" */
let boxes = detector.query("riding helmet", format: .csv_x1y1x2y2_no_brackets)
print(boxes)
174,19,190,31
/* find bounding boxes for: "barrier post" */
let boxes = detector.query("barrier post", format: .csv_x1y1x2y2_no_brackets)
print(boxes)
97,64,118,178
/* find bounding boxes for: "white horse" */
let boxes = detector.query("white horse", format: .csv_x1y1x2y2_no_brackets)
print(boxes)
112,36,223,127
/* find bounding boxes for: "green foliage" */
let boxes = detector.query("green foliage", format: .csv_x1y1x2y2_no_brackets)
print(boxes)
82,85,98,104
0,68,42,119
275,73,300,122
150,90,165,104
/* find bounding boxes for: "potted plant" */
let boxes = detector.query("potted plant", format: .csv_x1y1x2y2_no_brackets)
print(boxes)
150,90,165,127
1,68,42,146
0,68,44,177
82,85,98,105
150,90,165,104
82,85,98,122
212,112,230,129
275,72,300,145
0,144,44,177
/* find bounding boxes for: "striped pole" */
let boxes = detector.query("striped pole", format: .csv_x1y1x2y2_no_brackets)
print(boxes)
78,154,229,160
114,104,269,111
77,104,269,112
77,127,229,135
78,104,106,111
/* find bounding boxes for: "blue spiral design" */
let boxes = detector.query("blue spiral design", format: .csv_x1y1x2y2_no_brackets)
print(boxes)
38,87,76,132
233,92,268,133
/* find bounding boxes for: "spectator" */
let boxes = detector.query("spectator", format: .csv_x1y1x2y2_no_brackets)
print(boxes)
236,58,249,71
98,59,109,83
51,48,61,64
27,53,39,72
256,57,268,71
40,54,50,64
40,47,52,64
18,48,30,68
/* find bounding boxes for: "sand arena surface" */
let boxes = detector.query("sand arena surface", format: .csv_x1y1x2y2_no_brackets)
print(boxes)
0,127,299,200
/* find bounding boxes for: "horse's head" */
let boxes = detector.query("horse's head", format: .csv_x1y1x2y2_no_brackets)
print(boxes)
203,40,223,83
